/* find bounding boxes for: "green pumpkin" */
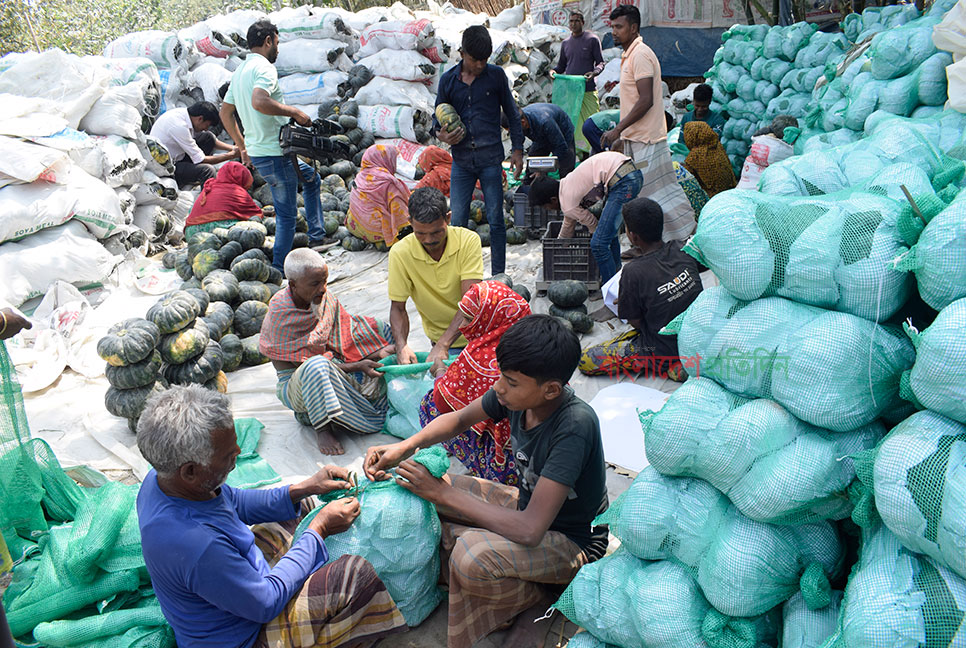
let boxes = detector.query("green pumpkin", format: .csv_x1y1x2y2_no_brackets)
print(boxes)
266,266,283,285
159,320,210,364
261,239,275,262
162,340,225,385
105,381,165,419
212,227,232,240
231,258,272,283
323,174,346,192
490,273,513,288
358,131,375,149
234,300,269,338
548,280,589,309
466,219,478,232
551,307,593,333
469,200,486,224
220,334,244,372
267,283,283,297
181,278,202,291
146,291,201,334
238,280,272,304
204,301,234,335
175,251,193,281
514,285,532,302
331,226,350,242
192,248,222,279
182,288,210,314
205,370,229,393
202,270,240,304
97,319,161,367
552,315,574,332
241,334,270,366
227,222,268,250
321,194,341,212
477,224,490,247
342,235,366,252
338,114,358,130
292,232,309,248
506,227,527,245
218,240,244,268
373,240,389,253
162,251,178,269
231,248,270,268
263,216,276,236
105,350,162,389
296,213,308,233
187,231,222,262
330,160,355,180
342,100,359,117
322,215,340,236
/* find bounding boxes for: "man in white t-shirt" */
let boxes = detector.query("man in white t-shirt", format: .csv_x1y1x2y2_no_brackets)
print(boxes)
150,101,238,188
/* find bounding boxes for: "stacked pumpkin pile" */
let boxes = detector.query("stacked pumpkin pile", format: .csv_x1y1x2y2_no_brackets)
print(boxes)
467,198,529,248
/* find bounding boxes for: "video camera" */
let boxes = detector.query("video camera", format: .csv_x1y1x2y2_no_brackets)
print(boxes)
279,118,352,181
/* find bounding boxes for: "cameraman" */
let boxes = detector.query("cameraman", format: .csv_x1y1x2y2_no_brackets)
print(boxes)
220,20,327,273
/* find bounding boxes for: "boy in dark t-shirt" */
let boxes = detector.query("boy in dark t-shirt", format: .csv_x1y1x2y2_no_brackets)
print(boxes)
364,315,607,648
578,196,703,380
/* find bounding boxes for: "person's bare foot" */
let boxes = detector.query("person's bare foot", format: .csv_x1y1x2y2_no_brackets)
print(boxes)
315,423,345,455
590,306,616,322
504,597,555,648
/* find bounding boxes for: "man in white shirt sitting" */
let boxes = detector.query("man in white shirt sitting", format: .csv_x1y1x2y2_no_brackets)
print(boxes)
150,101,239,188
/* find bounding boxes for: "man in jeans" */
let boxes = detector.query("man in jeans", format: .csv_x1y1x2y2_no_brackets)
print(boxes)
600,5,695,244
220,20,326,273
433,25,524,276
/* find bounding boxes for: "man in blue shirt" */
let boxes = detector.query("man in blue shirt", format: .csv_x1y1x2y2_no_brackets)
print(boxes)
503,102,576,178
136,385,407,648
433,25,525,275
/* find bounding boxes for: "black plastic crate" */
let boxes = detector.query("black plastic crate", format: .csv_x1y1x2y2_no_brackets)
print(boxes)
513,186,562,230
541,221,600,286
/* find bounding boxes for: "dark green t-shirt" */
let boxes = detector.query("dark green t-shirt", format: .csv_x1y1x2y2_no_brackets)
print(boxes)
481,387,608,556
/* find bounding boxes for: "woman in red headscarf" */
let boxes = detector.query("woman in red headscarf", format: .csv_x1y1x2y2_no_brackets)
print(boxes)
184,161,262,238
417,280,531,485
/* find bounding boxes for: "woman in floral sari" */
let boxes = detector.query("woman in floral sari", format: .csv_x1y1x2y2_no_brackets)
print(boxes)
346,144,411,246
417,280,531,485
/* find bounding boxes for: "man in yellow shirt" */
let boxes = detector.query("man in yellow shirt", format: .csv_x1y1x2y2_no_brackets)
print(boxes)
388,187,484,374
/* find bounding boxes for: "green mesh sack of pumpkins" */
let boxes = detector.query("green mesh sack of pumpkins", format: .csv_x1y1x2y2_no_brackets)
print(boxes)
547,280,593,334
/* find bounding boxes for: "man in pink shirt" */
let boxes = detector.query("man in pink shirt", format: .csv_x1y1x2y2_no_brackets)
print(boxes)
599,5,695,244
528,151,642,282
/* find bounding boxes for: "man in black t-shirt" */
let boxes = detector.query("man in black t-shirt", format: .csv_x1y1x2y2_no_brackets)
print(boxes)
364,315,607,648
578,196,703,381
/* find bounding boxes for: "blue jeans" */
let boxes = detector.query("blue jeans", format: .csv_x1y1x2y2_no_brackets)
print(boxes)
583,118,605,155
594,170,643,283
251,156,325,273
450,161,506,275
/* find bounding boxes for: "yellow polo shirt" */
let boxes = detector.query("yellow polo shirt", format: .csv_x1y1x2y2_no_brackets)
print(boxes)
388,227,484,344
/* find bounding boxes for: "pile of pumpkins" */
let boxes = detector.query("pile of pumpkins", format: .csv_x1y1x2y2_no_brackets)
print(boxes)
547,280,594,334
97,221,279,431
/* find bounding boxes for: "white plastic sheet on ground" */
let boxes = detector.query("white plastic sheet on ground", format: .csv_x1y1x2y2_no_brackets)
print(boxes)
0,220,120,307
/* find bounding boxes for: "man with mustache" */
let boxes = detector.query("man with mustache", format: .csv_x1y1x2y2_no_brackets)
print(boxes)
388,187,484,377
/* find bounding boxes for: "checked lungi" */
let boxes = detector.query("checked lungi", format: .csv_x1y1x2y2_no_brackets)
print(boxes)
438,475,592,648
622,139,697,242
252,502,408,648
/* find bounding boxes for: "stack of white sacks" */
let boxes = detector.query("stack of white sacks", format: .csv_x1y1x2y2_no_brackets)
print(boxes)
0,1,568,310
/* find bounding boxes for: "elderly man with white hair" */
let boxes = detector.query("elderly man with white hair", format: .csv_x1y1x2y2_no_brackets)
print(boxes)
136,384,407,648
259,248,395,455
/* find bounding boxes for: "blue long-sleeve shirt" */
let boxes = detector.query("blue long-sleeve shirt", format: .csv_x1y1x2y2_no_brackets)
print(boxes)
433,61,525,167
137,471,328,648
522,103,575,159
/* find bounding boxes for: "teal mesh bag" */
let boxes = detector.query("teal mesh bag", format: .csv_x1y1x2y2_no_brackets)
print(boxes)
640,378,883,525
565,631,616,648
293,446,449,626
663,287,915,432
551,74,586,132
553,548,781,648
865,411,966,581
595,467,843,617
821,523,966,647
32,598,170,647
224,418,281,489
684,162,938,320
899,300,966,423
378,352,440,440
894,189,966,311
782,590,842,648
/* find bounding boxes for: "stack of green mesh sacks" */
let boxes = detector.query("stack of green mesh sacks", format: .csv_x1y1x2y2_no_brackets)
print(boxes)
799,0,959,151
0,344,174,648
703,22,849,170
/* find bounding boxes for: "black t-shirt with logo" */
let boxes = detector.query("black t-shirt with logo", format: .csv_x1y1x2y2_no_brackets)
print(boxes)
618,241,703,357
481,387,608,557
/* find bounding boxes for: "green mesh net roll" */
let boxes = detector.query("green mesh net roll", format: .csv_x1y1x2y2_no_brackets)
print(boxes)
596,467,843,617
640,378,883,525
664,287,915,432
822,523,966,647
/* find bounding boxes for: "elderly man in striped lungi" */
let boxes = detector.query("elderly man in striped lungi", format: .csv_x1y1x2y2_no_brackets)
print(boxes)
259,248,396,456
